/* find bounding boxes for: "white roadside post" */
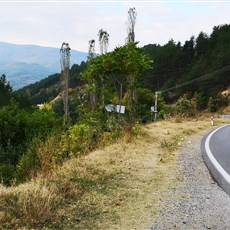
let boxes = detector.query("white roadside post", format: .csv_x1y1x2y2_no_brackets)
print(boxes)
211,116,214,126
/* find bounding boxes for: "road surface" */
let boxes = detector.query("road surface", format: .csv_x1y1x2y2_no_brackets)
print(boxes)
202,124,230,196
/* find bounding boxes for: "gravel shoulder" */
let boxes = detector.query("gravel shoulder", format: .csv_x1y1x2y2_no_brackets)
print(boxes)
149,131,230,230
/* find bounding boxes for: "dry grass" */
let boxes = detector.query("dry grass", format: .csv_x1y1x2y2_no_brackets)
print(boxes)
0,179,62,229
0,117,229,229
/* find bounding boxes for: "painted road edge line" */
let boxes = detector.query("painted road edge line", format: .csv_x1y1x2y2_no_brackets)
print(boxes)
205,124,230,184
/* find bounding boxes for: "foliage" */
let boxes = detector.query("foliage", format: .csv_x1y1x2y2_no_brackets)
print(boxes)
135,88,154,122
15,62,87,105
142,24,230,107
208,93,229,112
0,74,13,108
0,100,62,184
2,23,230,186
176,94,192,116
69,124,93,154
15,138,41,182
81,42,153,121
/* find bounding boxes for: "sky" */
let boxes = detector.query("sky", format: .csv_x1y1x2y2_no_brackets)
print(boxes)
0,1,229,53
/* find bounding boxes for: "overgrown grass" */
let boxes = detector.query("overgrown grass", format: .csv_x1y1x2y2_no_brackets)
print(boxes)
0,179,61,229
0,117,228,229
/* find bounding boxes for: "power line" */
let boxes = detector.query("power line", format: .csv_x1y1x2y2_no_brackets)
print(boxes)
159,65,230,94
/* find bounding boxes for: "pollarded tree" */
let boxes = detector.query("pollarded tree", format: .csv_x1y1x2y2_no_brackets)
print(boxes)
88,39,96,60
98,29,109,55
98,29,110,107
126,7,137,43
87,39,97,111
60,42,71,129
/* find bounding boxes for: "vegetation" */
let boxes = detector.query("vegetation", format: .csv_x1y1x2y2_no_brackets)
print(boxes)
0,118,229,229
1,24,230,185
15,24,230,116
142,24,230,109
0,12,230,229
0,75,13,108
0,99,62,184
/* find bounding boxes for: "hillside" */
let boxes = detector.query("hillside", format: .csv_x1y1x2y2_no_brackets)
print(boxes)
15,61,87,105
1,22,230,230
0,42,88,89
0,117,229,229
142,24,230,102
16,24,230,109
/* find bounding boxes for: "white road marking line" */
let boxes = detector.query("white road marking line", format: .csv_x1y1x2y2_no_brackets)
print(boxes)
205,124,230,184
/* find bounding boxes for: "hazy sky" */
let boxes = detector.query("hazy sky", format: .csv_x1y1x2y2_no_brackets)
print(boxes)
0,1,229,53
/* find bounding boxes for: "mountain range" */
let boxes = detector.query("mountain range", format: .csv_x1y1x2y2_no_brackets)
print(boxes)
0,42,88,89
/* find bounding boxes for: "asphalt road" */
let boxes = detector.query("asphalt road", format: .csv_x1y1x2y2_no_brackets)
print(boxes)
202,124,230,196
209,124,230,175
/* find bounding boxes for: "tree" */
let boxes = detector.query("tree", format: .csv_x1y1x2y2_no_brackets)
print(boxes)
126,7,137,43
0,74,13,108
87,39,97,111
81,42,152,123
98,29,109,107
98,29,109,55
195,32,210,58
88,39,96,60
60,42,71,129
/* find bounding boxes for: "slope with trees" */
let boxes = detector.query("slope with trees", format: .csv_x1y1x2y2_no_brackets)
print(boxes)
142,24,230,109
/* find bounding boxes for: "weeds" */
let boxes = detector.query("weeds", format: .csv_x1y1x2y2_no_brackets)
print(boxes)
0,118,228,229
0,179,62,229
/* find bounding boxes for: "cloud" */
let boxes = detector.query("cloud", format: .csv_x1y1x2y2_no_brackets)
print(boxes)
0,2,229,52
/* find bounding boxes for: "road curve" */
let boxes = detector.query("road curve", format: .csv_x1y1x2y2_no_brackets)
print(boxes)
202,124,230,196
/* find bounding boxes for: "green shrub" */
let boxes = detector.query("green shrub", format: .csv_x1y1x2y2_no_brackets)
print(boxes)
15,138,41,182
69,124,94,155
208,94,229,112
0,164,15,186
176,95,192,116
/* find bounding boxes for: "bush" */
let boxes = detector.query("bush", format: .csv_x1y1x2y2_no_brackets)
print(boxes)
208,94,229,112
16,132,69,182
15,138,41,182
69,124,94,155
176,95,192,116
0,100,62,184
0,164,15,186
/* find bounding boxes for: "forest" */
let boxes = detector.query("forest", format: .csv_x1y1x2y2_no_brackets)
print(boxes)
0,23,230,185
17,24,230,109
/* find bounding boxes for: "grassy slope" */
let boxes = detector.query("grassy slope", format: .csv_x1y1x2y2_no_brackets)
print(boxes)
0,117,229,230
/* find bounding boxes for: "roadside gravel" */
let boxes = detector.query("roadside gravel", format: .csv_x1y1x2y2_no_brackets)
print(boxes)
149,131,230,230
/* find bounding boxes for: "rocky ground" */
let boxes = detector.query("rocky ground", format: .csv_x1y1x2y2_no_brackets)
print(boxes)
149,132,230,230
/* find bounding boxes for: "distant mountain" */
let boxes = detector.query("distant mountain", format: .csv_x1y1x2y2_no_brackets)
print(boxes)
0,42,88,89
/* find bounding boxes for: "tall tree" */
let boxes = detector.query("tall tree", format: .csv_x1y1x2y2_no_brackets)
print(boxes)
126,7,137,43
87,39,97,111
98,29,110,108
195,32,210,58
88,39,96,60
60,42,71,128
0,74,13,108
98,29,109,55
